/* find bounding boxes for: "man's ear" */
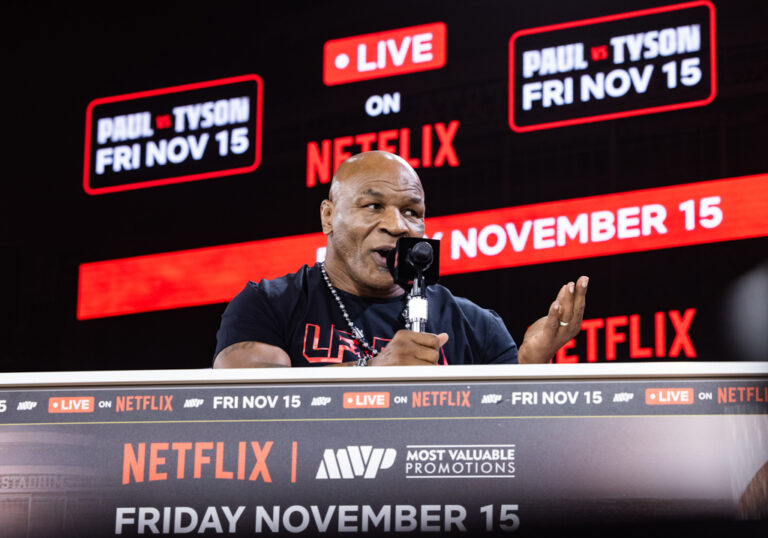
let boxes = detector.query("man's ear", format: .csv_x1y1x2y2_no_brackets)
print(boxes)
320,199,334,235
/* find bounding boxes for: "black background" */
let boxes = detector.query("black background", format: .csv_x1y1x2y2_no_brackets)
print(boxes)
3,1,767,371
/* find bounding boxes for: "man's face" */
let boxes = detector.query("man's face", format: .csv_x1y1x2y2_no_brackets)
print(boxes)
322,153,426,297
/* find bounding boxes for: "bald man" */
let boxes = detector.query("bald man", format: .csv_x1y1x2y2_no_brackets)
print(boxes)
213,151,588,367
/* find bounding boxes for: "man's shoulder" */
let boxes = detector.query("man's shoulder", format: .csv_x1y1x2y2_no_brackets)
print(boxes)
247,264,319,298
224,264,319,322
428,283,509,329
428,283,486,313
427,282,517,364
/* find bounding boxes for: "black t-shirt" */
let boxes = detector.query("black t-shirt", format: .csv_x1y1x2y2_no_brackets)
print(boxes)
214,263,518,366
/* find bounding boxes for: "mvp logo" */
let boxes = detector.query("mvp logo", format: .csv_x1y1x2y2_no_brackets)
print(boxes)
316,446,396,479
324,22,446,85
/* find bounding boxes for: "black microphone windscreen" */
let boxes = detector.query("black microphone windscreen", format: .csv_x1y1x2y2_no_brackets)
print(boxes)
387,237,441,287
408,241,433,268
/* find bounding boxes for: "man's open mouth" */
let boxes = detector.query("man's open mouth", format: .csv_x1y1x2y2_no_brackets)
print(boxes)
371,248,394,266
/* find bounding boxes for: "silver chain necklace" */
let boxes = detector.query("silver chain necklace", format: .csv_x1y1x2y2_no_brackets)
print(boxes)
319,262,379,366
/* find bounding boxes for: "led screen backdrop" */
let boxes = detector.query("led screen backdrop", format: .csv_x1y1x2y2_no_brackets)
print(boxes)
4,1,767,371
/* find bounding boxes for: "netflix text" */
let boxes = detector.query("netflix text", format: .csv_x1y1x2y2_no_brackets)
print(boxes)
306,120,459,188
717,386,768,404
555,308,696,363
121,440,296,484
412,390,470,408
115,395,173,412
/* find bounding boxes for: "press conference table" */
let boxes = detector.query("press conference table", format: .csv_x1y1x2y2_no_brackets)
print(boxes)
0,362,766,537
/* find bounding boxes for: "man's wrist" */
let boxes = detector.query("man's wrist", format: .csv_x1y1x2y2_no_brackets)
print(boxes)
517,345,553,364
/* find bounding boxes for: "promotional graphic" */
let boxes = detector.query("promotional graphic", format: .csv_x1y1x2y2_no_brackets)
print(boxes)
84,75,263,194
509,1,716,131
5,4,767,538
7,1,768,369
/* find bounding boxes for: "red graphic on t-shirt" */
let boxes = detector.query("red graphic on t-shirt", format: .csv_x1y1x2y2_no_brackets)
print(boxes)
302,324,447,364
303,324,357,363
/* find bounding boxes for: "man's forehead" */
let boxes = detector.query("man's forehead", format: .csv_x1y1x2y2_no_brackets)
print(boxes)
352,174,423,194
355,185,424,204
331,152,424,200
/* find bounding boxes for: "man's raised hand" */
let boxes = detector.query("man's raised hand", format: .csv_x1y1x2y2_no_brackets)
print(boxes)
518,276,589,364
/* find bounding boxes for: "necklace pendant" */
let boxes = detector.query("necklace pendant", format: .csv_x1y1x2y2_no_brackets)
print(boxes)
352,327,365,341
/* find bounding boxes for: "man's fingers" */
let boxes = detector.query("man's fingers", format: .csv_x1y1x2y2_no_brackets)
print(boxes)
552,283,575,325
436,332,449,347
383,330,449,365
410,332,448,363
558,281,576,322
413,350,441,364
571,275,589,325
554,276,588,326
401,330,448,350
543,299,561,339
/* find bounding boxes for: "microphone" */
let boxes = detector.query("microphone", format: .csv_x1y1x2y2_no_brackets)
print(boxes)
386,238,441,332
407,241,434,272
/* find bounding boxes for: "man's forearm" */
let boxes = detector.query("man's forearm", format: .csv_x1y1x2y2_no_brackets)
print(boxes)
213,354,288,368
213,341,292,368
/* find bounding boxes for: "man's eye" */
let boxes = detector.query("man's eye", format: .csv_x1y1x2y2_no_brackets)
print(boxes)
365,203,382,210
403,209,422,218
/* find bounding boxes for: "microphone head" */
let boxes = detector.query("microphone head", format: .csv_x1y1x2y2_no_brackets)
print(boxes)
387,237,441,287
407,241,433,270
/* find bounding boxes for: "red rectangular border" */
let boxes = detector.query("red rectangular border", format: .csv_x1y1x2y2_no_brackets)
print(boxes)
83,74,263,195
508,1,717,133
77,173,768,320
323,22,447,86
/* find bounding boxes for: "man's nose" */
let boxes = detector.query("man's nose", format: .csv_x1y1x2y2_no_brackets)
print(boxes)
380,207,409,236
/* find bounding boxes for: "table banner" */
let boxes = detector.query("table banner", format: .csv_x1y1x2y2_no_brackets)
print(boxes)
1,377,766,536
